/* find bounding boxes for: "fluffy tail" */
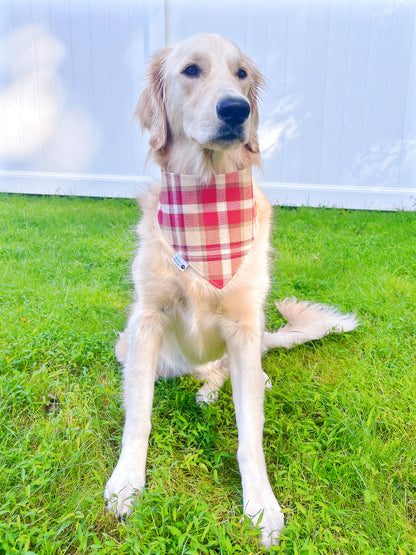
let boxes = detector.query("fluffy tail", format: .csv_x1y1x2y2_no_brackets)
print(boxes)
263,297,359,351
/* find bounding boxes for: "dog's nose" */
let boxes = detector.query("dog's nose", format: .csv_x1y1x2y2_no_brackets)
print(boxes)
216,97,250,126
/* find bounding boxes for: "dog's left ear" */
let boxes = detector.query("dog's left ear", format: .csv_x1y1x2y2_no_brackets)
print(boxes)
244,57,265,156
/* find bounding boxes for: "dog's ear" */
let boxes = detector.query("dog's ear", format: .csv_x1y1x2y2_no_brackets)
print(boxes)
135,48,171,152
244,57,265,156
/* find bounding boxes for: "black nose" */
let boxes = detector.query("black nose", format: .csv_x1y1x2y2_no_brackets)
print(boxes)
216,97,250,127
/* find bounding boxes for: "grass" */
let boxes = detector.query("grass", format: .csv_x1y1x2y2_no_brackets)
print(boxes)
0,193,415,554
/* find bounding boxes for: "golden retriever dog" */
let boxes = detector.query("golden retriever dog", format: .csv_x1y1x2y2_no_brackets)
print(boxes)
104,33,358,547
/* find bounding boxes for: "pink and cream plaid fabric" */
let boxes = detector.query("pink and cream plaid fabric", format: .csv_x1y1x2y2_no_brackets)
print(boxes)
157,168,256,289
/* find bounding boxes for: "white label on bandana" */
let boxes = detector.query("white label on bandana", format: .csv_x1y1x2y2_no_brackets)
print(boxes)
173,253,189,272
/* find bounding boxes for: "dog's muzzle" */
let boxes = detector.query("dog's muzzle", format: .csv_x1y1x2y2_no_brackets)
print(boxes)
213,97,251,143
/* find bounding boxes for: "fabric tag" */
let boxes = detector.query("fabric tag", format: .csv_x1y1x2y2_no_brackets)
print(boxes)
172,253,189,272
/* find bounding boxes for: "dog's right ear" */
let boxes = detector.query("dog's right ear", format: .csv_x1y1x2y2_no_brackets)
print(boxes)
134,48,171,152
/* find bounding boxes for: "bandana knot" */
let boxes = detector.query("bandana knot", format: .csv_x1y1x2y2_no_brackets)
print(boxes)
157,168,256,289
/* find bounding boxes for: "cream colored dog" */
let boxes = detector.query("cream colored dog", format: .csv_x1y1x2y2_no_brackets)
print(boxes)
104,33,357,547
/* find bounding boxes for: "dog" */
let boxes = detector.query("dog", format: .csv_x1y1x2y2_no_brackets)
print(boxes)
104,33,358,547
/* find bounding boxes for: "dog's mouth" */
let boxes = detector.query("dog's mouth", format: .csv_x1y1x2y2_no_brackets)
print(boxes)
207,124,247,148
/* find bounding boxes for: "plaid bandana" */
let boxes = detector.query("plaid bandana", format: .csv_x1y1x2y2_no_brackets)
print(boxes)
157,168,256,289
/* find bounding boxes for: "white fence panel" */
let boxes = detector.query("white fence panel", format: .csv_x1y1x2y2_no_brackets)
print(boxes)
165,0,416,210
0,0,165,197
0,0,415,210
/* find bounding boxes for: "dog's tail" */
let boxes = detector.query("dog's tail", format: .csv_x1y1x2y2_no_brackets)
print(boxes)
263,297,359,351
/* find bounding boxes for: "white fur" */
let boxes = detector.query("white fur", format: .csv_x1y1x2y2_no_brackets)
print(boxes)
104,34,358,548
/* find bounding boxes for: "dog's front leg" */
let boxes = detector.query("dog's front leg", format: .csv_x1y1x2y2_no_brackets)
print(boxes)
228,328,284,547
104,306,162,518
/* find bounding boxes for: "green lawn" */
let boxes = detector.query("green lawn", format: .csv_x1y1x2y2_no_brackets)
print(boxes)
0,194,415,554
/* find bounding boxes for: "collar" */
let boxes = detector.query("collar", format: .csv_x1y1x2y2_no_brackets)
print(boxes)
157,168,256,289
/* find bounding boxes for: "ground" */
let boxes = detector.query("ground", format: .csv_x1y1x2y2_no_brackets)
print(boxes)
0,194,415,554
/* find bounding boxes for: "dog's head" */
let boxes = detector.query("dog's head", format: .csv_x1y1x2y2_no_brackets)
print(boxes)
136,34,264,165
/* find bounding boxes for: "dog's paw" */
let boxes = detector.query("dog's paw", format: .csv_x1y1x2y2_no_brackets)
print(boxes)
263,372,272,390
104,459,144,518
245,497,285,547
195,382,220,406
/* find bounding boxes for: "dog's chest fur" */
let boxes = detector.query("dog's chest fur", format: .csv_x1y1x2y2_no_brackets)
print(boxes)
157,294,227,375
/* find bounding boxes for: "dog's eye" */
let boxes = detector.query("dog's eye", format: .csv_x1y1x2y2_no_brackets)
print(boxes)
237,68,247,80
182,64,201,78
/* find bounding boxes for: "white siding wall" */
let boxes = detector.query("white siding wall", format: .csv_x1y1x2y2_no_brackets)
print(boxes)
0,0,415,210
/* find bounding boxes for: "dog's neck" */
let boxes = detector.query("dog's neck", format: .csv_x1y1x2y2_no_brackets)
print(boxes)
153,138,260,183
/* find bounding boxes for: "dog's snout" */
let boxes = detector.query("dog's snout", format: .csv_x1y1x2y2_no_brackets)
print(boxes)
216,97,250,126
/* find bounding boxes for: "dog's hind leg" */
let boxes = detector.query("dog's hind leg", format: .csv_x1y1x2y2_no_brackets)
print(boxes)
194,356,229,405
194,356,273,406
